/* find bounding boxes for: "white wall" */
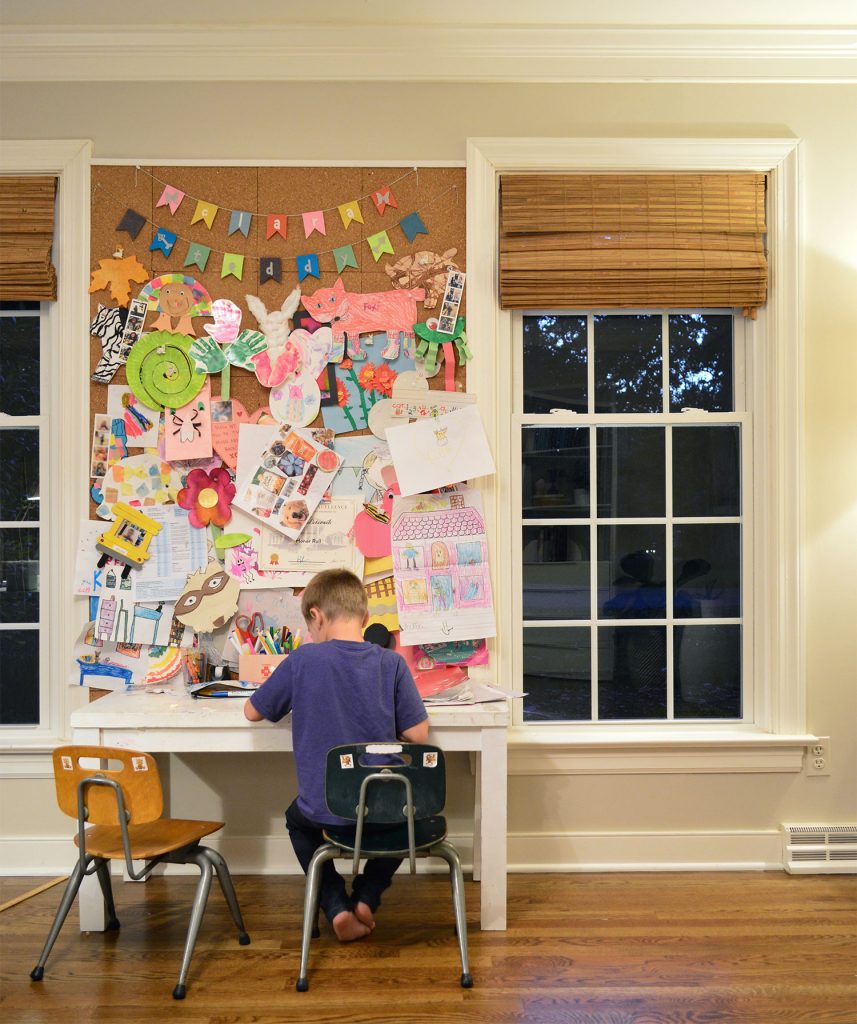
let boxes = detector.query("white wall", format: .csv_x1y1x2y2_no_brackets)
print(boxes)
1,80,855,872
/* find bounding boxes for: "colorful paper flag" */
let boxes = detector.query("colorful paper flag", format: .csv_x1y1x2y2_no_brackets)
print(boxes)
156,185,185,215
296,253,320,281
191,200,219,229
266,215,287,240
149,227,177,257
260,257,282,285
221,253,245,280
367,230,394,262
332,244,358,273
184,243,211,272
228,210,252,237
302,210,326,238
371,187,397,215
338,200,364,229
116,208,146,239
399,211,428,243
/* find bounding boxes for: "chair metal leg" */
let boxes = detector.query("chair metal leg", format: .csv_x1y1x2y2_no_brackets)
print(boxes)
30,856,93,981
199,847,250,945
94,859,120,930
434,840,473,988
172,848,213,1000
296,843,338,992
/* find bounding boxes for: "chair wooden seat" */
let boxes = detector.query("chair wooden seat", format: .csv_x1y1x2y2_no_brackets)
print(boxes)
74,818,224,861
31,745,250,1000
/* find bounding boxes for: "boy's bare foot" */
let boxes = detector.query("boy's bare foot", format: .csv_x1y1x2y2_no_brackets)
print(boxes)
331,910,371,942
353,901,376,930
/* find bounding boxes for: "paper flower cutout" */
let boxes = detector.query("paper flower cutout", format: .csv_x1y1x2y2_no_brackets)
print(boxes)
357,362,396,396
177,467,236,529
281,452,305,478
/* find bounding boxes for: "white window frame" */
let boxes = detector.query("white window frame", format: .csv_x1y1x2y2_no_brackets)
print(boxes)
511,309,752,727
0,141,91,775
465,137,812,774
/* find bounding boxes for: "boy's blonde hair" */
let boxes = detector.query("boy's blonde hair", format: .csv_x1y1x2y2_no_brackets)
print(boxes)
301,568,368,623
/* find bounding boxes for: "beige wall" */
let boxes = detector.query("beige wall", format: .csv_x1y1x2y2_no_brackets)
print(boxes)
1,81,855,869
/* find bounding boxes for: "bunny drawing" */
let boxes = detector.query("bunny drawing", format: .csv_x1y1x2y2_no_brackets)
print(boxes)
245,289,304,387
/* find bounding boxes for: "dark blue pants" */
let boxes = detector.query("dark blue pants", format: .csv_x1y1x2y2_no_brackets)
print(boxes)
285,799,402,924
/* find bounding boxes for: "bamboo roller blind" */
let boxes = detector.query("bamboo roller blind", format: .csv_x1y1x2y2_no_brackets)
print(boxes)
499,173,767,312
0,176,58,301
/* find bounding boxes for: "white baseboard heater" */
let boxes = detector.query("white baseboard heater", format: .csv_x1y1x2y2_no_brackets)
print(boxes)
781,823,857,874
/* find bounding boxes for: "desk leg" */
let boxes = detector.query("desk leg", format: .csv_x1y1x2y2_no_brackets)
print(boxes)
72,728,107,932
471,751,482,882
478,728,507,931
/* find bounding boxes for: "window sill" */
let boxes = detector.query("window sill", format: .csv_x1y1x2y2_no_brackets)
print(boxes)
507,726,817,775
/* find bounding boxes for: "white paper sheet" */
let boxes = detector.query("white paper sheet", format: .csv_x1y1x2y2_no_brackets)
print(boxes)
258,498,364,582
386,404,495,497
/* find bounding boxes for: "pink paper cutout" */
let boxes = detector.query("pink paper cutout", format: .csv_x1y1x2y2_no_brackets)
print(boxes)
203,298,242,344
156,185,185,215
351,466,399,558
302,210,326,238
165,379,213,462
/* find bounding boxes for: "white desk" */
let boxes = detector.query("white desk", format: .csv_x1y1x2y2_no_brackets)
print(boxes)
70,689,508,930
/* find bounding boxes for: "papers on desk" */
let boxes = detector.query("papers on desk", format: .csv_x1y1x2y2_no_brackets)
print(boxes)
423,682,522,707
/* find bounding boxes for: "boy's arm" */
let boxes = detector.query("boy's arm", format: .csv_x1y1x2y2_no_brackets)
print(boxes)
244,699,265,722
399,718,429,744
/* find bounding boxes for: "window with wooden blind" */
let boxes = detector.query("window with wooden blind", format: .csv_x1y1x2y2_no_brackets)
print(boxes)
499,174,767,314
0,176,58,301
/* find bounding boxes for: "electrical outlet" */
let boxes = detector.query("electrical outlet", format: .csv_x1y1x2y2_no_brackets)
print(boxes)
806,737,831,776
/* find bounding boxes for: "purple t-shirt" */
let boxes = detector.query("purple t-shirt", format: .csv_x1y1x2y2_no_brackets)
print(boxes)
249,640,427,825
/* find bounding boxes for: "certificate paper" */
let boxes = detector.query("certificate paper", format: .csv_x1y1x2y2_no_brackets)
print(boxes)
258,498,364,583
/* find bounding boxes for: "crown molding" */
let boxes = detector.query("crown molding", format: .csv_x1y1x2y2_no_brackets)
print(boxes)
1,25,855,83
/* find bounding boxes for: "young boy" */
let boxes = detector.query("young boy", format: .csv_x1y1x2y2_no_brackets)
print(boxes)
244,568,428,942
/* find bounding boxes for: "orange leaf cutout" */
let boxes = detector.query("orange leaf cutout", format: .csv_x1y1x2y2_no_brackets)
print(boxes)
89,255,149,307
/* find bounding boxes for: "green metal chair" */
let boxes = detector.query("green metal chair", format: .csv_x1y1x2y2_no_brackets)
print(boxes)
296,742,472,991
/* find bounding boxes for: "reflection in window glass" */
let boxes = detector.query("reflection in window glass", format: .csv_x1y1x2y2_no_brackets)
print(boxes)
675,625,741,718
0,429,39,521
0,631,39,724
594,315,662,413
523,627,591,721
673,426,740,518
673,524,741,618
598,525,666,619
523,315,588,414
597,427,665,518
598,626,667,719
0,313,40,416
669,314,733,412
522,427,589,519
0,527,40,623
522,526,590,620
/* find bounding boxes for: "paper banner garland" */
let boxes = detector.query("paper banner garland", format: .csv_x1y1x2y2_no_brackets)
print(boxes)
125,330,206,412
260,257,282,284
221,253,245,280
333,244,358,273
399,211,429,243
302,210,326,238
338,200,364,229
149,227,177,256
156,186,185,215
296,254,320,282
228,210,252,237
191,200,218,229
371,187,398,215
367,230,394,262
266,215,287,240
116,208,146,239
184,243,211,272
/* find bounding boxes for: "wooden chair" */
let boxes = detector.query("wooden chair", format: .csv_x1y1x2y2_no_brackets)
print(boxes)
30,745,250,999
297,742,471,991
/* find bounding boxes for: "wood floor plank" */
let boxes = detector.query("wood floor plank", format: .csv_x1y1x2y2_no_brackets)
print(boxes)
1,872,854,1023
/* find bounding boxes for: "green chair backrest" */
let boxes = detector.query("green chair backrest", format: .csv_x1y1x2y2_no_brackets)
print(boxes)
325,743,446,823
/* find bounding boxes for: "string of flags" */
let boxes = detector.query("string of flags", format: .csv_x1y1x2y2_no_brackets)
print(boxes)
102,179,453,285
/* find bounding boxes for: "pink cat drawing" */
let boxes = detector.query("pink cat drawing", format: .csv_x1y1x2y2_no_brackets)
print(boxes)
301,277,425,361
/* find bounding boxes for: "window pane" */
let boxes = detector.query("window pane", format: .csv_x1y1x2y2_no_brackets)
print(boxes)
0,528,39,622
523,315,588,414
673,524,741,618
675,625,741,718
0,429,39,521
598,625,666,719
0,630,39,724
673,426,740,517
669,314,733,412
598,525,666,619
522,526,590,620
522,426,589,519
523,627,591,721
597,427,665,518
594,315,662,413
0,313,40,415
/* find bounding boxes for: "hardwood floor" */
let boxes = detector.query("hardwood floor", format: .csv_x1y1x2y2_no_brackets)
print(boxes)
1,871,855,1023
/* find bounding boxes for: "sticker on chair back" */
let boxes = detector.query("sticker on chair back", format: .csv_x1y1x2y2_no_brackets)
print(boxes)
339,754,354,769
61,756,74,771
423,752,438,768
131,756,149,772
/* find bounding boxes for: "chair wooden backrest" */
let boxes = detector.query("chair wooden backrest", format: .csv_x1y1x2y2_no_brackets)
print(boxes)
52,745,163,826
325,743,446,823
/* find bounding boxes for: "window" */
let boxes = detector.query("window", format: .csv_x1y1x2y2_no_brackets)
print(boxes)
514,311,749,726
0,301,44,725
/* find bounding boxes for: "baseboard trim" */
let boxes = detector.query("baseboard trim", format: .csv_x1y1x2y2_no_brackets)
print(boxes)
0,829,783,875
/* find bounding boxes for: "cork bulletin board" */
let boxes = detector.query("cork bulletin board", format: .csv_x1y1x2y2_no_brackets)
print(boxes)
88,163,467,483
